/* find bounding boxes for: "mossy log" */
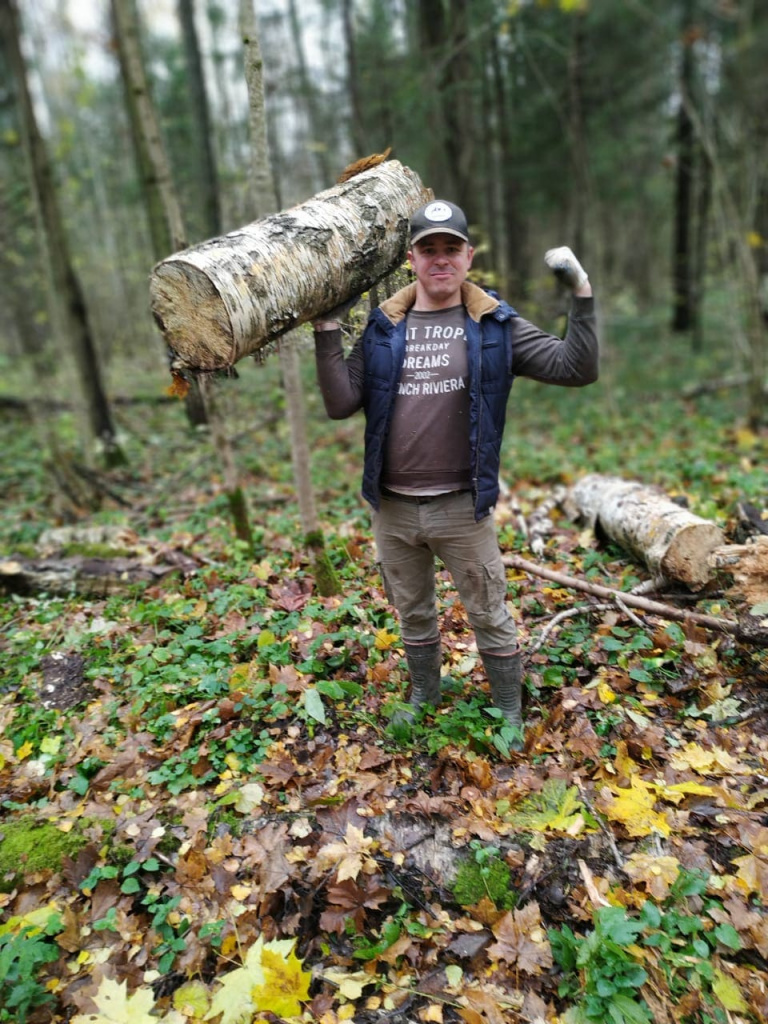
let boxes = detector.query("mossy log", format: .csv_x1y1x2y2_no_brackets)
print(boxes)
0,555,185,597
149,160,431,371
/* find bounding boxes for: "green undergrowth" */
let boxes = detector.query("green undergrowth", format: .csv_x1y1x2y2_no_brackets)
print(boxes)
550,869,744,1024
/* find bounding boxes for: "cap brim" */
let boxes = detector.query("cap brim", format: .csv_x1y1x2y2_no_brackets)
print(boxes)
410,227,470,246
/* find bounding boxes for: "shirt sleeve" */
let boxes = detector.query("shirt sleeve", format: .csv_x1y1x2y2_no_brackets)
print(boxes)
510,296,598,386
314,329,366,418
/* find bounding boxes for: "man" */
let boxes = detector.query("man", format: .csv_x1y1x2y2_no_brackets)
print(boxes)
313,200,598,749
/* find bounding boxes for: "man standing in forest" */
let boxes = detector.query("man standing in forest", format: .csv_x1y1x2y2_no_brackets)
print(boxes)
312,200,597,750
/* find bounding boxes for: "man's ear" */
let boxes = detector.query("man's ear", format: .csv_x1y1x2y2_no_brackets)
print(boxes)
407,248,414,267
467,245,475,268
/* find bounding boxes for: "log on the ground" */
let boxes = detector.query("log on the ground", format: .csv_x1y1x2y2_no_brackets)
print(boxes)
709,537,768,605
564,474,725,590
150,160,431,371
0,555,188,597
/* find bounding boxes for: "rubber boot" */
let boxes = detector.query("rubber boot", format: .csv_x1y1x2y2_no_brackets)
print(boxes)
481,648,524,751
395,639,442,724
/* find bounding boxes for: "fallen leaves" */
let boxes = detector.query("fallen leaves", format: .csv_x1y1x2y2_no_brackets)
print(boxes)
315,823,377,881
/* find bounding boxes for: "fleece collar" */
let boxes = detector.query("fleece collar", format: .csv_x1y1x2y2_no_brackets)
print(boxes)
378,280,500,325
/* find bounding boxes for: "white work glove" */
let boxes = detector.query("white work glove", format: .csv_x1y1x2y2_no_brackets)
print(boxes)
544,247,589,291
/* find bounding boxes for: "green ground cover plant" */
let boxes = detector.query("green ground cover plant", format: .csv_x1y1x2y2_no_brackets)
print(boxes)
0,307,767,1021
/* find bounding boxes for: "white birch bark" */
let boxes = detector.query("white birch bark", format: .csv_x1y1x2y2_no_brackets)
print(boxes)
565,474,725,590
149,159,431,370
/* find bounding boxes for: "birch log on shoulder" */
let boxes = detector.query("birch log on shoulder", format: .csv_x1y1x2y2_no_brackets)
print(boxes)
149,160,431,371
564,474,725,590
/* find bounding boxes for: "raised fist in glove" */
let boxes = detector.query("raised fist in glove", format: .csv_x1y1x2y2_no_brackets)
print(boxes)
544,247,589,291
312,294,361,330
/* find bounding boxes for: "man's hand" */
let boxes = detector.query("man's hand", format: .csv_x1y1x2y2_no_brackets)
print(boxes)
312,295,361,331
544,247,589,292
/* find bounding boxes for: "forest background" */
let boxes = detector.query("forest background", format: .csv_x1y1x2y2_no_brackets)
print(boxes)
1,2,768,1024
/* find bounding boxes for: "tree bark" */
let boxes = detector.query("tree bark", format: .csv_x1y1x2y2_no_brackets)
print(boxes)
177,0,222,239
110,0,208,427
150,159,430,371
564,474,724,590
240,0,340,597
1,0,125,468
671,3,696,333
110,0,187,254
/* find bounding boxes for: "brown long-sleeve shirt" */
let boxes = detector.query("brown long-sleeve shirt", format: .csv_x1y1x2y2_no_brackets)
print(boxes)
314,285,598,421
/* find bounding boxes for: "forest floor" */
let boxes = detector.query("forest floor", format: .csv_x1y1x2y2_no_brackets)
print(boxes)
1,300,767,1024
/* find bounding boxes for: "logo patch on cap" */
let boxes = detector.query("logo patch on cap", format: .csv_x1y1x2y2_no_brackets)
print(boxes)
423,201,453,223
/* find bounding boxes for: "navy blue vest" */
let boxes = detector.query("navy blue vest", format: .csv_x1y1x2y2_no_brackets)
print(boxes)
360,298,518,520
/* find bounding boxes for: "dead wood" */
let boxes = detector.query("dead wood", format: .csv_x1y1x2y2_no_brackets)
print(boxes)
709,537,768,605
0,555,190,597
564,474,724,589
503,554,768,646
681,373,767,399
150,159,431,371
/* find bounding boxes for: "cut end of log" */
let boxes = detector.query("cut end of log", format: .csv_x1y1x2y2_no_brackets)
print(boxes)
661,522,726,591
152,262,235,371
149,160,432,371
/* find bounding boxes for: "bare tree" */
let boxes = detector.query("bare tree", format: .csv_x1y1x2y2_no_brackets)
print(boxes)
240,0,339,596
110,0,208,427
0,0,125,468
178,0,222,238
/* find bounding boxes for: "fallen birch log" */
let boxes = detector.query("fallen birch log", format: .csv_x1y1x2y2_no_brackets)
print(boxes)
149,160,431,371
503,555,768,646
564,474,724,590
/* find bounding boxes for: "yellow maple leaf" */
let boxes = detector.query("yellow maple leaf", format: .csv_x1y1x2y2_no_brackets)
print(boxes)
251,946,311,1018
374,628,399,650
599,777,671,837
205,936,299,1024
16,740,34,761
668,742,742,775
72,977,184,1024
323,967,377,1001
653,779,714,805
315,823,375,881
668,741,715,773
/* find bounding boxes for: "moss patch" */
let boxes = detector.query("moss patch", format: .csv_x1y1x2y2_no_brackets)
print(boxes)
0,817,91,890
452,854,516,910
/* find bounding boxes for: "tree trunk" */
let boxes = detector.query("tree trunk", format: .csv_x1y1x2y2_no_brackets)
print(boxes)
567,9,588,260
240,0,341,597
287,0,335,188
341,0,366,157
1,0,126,468
150,158,430,371
564,474,725,590
671,3,696,333
110,0,208,427
691,139,711,352
178,0,222,239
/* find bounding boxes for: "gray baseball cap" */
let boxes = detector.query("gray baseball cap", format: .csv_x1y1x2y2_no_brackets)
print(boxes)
409,200,470,245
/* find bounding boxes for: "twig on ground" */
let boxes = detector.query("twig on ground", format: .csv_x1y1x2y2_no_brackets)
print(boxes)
613,595,646,629
574,780,625,871
504,554,753,641
529,603,615,655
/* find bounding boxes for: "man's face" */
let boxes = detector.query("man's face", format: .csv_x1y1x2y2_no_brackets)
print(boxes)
408,234,474,308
